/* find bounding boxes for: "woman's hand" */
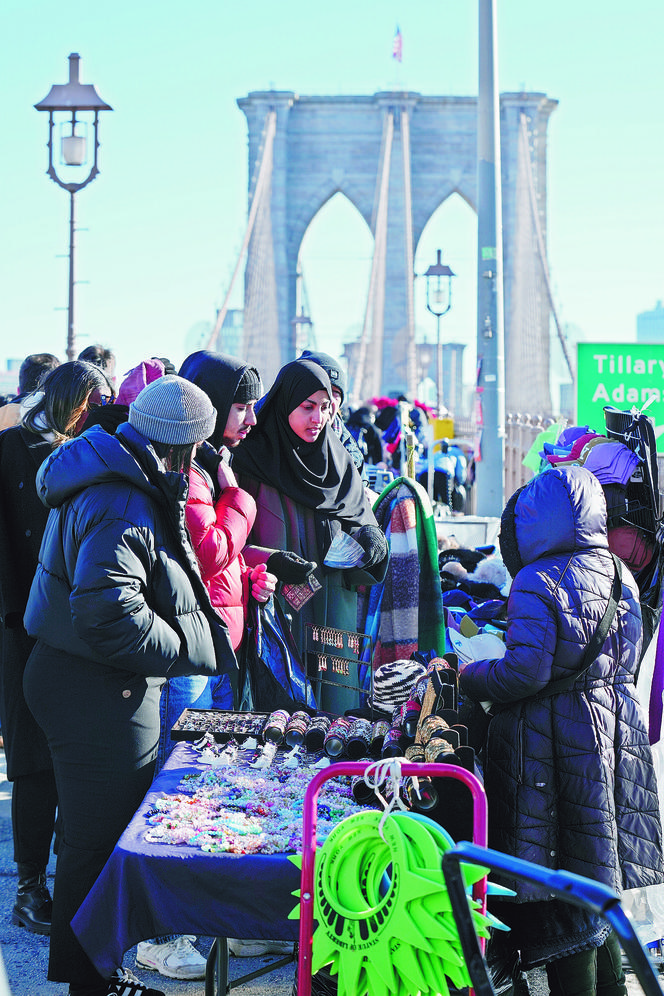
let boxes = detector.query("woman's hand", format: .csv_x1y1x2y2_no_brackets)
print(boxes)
217,458,238,491
249,563,277,602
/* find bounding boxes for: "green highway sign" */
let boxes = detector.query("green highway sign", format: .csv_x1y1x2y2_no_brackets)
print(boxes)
576,342,664,452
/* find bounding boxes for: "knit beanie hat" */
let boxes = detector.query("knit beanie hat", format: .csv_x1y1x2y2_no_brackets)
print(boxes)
367,659,427,714
233,366,262,405
300,350,346,402
129,375,216,445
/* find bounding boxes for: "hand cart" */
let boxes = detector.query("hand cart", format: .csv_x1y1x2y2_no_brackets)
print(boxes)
297,760,489,996
442,841,664,996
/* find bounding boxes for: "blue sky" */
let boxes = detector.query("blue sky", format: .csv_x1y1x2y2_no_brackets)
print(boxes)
1,1,663,394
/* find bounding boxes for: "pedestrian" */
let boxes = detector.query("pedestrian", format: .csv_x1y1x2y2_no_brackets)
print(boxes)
77,343,117,391
233,358,389,712
23,375,237,996
299,349,365,472
131,352,281,981
0,352,60,432
459,465,664,996
0,360,113,937
345,405,385,467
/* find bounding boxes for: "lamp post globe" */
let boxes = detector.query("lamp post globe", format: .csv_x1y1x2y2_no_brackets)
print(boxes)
35,54,112,360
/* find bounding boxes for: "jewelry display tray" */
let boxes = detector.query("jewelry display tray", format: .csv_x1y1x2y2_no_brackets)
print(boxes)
170,709,270,745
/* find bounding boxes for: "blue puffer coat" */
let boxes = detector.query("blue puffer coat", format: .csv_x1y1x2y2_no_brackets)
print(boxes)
24,423,236,683
460,466,663,901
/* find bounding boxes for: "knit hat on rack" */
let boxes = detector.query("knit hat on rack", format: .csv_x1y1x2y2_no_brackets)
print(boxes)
233,366,262,405
367,659,428,714
129,375,216,445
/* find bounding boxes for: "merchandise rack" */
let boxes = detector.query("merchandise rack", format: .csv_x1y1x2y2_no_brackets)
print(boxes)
296,760,488,996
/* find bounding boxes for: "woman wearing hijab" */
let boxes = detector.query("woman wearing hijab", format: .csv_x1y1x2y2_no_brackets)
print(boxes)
233,359,389,712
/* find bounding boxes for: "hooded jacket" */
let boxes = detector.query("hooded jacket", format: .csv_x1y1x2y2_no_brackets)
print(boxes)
459,465,663,899
178,351,260,453
24,423,236,683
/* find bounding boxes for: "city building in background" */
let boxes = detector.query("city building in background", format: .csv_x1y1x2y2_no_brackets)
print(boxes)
637,301,664,343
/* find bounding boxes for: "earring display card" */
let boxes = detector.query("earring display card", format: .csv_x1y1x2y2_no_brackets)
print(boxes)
305,624,374,710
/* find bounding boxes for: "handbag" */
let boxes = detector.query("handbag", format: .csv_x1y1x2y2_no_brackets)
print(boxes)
241,596,315,712
459,554,623,753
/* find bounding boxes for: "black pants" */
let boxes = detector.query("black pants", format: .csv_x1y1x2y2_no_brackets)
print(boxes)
545,932,627,996
24,642,158,985
12,768,58,869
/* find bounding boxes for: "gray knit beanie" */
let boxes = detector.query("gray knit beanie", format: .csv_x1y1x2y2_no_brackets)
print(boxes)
129,375,217,445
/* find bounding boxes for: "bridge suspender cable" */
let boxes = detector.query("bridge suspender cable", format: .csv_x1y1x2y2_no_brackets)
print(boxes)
205,110,277,352
400,108,418,398
520,112,575,386
351,110,394,405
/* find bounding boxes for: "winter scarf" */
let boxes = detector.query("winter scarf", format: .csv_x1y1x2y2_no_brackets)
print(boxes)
357,477,445,668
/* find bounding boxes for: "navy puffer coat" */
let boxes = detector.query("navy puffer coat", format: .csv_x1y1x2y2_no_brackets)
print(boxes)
460,465,663,900
24,423,236,683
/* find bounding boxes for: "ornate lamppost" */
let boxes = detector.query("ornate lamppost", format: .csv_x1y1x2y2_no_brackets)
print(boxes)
35,53,112,360
424,249,456,416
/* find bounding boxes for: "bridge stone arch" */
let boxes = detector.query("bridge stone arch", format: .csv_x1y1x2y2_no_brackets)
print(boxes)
238,89,557,402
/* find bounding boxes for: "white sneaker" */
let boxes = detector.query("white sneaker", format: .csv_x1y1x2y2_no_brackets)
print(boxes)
135,936,206,980
227,937,295,957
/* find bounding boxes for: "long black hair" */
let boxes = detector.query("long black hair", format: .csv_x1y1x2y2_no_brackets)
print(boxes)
22,361,112,448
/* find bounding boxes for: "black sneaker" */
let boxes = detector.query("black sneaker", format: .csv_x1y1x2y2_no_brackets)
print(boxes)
106,968,166,996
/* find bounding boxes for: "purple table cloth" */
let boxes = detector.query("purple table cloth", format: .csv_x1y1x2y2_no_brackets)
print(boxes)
71,741,300,978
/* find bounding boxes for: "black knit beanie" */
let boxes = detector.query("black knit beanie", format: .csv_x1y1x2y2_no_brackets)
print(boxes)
233,366,262,404
300,350,346,403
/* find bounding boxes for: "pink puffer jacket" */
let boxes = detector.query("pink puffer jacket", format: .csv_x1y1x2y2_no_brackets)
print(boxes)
185,464,256,651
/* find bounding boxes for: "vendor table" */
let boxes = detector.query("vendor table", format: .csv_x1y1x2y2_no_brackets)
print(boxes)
72,741,300,991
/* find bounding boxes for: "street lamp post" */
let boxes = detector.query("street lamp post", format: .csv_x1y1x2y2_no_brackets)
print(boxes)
35,53,112,360
424,249,456,416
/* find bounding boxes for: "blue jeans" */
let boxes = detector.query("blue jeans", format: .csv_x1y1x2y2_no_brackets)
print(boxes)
156,676,213,774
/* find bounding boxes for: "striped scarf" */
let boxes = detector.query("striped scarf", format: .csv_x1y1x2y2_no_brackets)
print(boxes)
357,477,446,671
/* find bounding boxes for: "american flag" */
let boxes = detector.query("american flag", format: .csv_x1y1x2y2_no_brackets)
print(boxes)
392,26,403,63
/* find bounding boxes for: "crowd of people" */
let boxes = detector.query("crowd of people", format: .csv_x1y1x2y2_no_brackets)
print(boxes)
0,342,661,996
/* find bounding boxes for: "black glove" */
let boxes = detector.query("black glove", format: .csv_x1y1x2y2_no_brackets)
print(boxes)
266,550,317,584
354,524,389,569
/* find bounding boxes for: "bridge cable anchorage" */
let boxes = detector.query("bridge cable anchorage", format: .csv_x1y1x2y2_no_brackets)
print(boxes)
205,110,277,355
351,110,394,406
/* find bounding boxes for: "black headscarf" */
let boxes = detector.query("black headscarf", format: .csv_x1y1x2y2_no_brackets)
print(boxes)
232,359,370,528
178,350,261,452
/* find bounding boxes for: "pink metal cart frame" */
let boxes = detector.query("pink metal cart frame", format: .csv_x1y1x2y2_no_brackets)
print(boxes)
297,760,488,996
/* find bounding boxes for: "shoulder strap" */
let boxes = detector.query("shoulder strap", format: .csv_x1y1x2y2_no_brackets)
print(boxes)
537,554,623,698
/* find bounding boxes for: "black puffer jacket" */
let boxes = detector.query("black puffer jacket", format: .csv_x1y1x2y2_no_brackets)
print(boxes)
24,423,236,682
460,465,663,900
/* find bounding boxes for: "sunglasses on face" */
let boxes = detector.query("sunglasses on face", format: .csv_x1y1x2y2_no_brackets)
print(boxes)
88,393,115,409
